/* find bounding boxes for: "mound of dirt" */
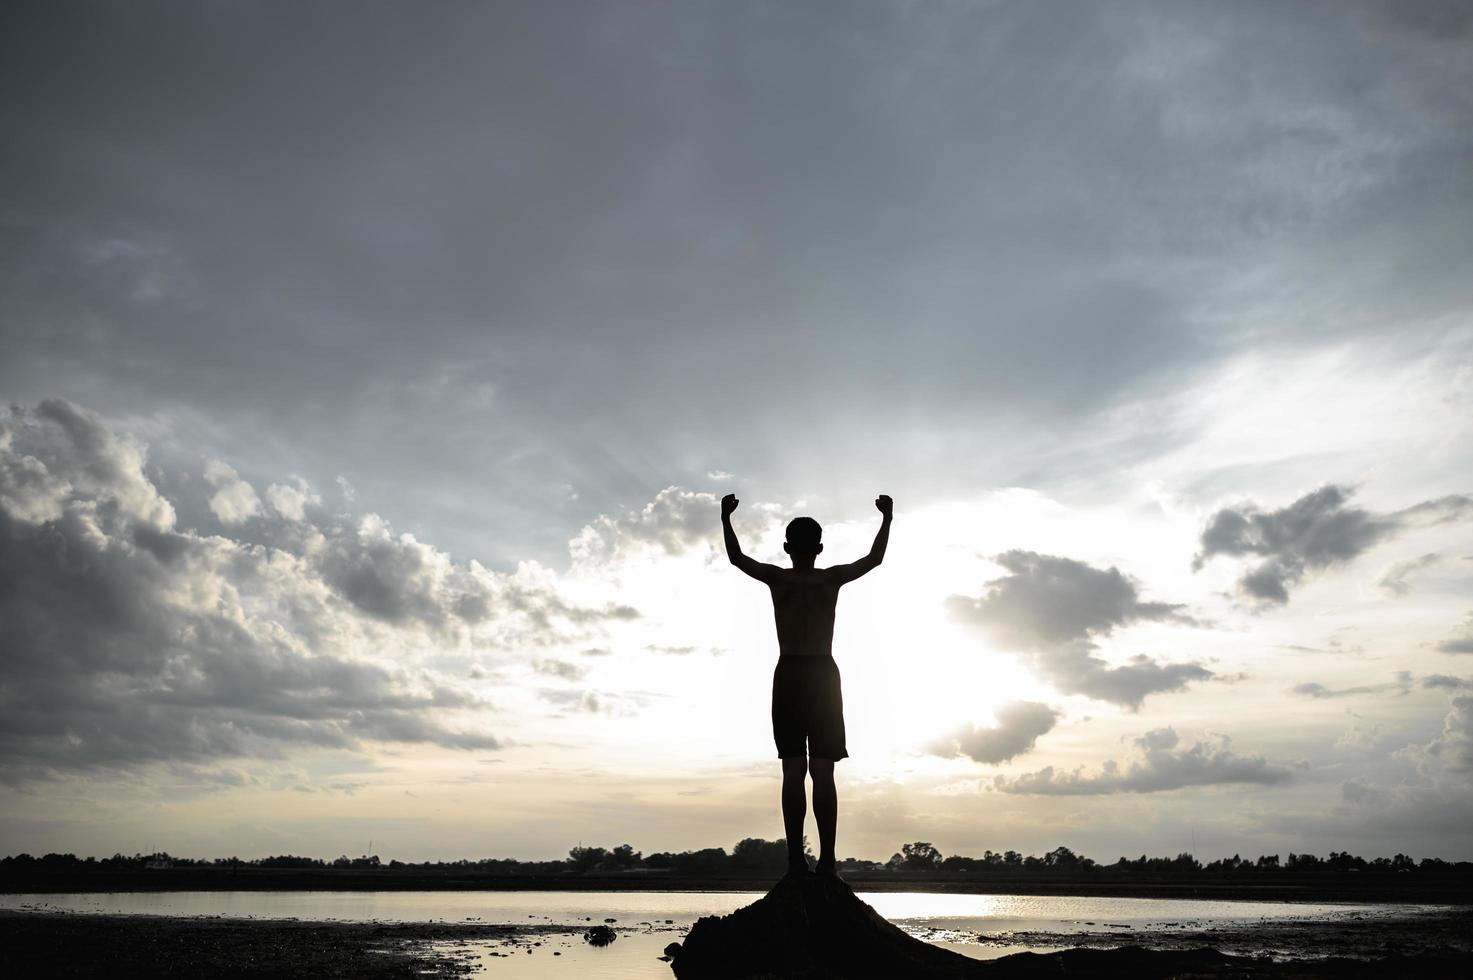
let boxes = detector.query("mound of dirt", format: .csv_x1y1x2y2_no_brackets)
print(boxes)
669,874,1473,979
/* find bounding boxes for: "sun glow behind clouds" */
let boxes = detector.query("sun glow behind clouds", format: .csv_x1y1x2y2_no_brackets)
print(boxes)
5,395,1471,862
5,409,1471,862
823,510,1051,771
198,475,1471,862
533,492,1195,784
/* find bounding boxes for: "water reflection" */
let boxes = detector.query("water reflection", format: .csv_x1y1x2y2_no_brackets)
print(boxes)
863,892,1379,932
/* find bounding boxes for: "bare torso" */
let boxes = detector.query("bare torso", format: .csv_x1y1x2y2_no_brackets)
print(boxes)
768,568,841,657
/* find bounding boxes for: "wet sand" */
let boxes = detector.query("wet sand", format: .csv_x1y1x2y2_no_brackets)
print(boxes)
921,903,1473,961
3,906,1470,978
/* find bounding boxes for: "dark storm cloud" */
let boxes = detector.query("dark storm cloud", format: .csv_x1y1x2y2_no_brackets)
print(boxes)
946,551,1210,708
995,728,1297,795
1194,486,1473,605
3,2,1471,565
0,399,634,781
926,701,1060,765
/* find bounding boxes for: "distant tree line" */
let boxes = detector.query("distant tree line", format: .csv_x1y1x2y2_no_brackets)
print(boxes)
3,842,1468,876
874,843,1466,875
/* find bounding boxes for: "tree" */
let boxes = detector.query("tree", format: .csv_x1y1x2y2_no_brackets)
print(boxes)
670,847,729,875
602,844,641,870
1158,852,1200,872
901,842,941,871
567,845,607,872
730,838,792,874
1042,846,1093,872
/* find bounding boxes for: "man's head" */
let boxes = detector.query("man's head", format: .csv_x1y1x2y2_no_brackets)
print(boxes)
784,517,823,560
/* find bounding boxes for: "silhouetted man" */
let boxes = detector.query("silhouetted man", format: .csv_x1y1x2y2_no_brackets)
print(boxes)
721,492,892,877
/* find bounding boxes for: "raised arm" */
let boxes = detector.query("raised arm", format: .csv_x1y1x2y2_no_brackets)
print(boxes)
829,495,893,585
722,493,782,584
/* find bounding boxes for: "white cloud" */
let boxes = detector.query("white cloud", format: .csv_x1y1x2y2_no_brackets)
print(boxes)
538,689,606,714
532,658,588,681
569,486,723,566
1,399,176,528
926,701,1060,764
536,687,654,717
203,458,261,523
265,478,320,521
1290,672,1412,700
1422,696,1473,777
645,643,697,656
1437,613,1473,655
0,399,643,783
995,728,1298,795
946,551,1209,708
1377,552,1442,596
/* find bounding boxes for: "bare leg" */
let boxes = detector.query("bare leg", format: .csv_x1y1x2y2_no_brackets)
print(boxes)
780,756,808,872
809,757,837,872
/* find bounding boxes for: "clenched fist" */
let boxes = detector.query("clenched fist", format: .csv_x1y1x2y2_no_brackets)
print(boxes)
721,493,739,517
875,494,893,517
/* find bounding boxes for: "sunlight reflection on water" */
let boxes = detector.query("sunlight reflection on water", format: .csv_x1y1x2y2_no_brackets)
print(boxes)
863,891,1384,931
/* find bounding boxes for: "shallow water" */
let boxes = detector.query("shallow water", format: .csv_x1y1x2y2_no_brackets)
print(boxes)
1,890,1452,979
0,888,1425,932
0,889,755,925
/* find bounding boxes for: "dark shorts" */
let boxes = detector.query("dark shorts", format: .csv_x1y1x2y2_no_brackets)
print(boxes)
772,655,848,761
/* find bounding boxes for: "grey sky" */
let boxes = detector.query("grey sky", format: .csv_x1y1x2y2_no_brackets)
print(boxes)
3,2,1473,862
5,1,1472,566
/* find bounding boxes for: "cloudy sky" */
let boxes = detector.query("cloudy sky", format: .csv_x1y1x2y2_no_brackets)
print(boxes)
3,1,1472,863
